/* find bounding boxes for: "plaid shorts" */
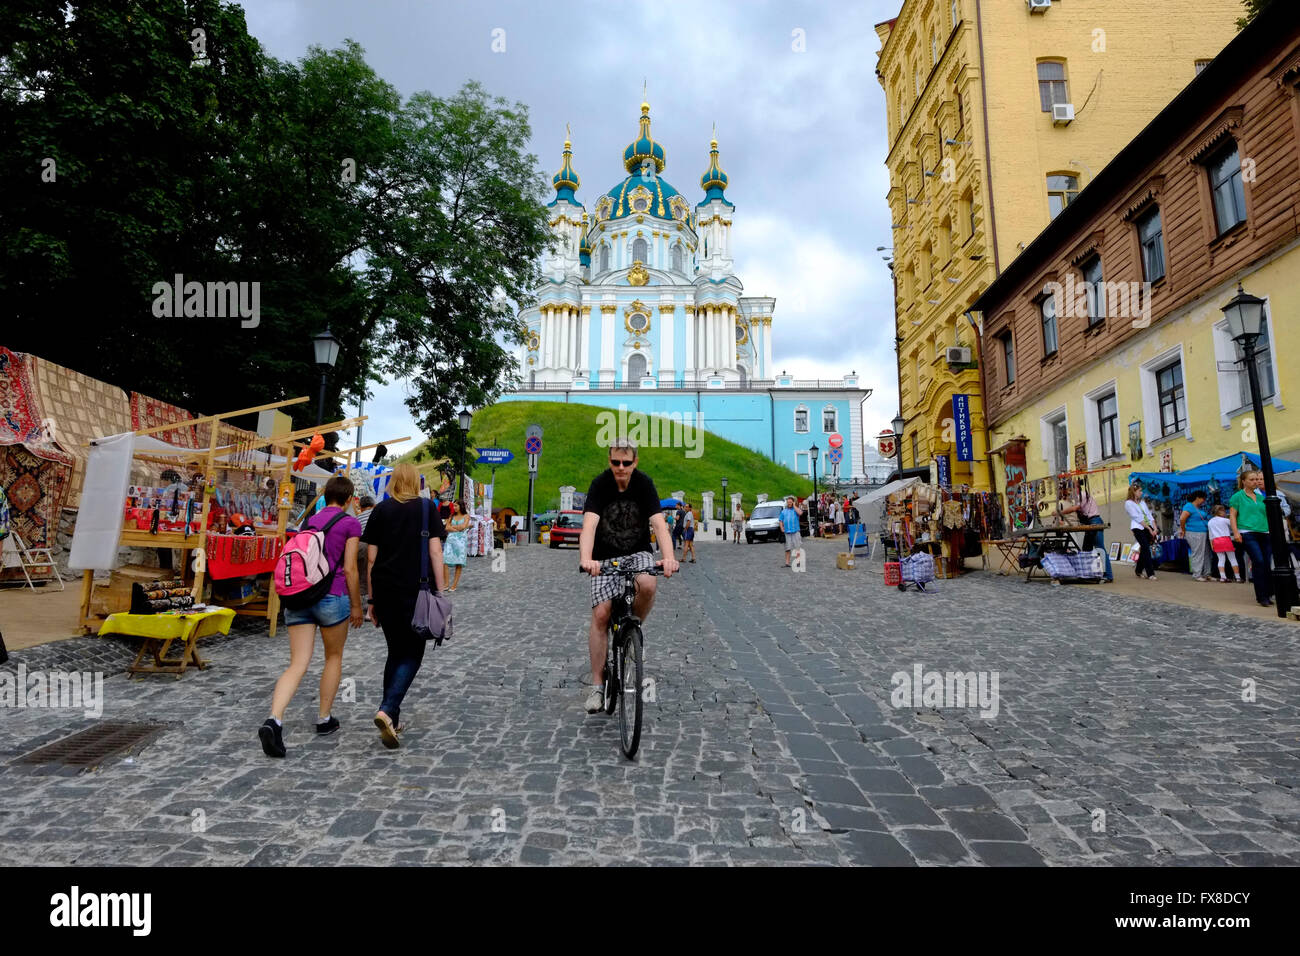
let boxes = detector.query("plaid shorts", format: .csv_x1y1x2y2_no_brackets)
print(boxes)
590,551,656,608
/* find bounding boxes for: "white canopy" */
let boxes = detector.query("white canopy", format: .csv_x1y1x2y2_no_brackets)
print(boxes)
852,476,922,510
127,433,332,483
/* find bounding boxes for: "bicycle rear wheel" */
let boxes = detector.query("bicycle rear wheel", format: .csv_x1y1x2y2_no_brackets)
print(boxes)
618,624,644,759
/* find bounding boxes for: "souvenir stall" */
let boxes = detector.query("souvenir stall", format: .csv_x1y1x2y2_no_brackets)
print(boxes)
863,479,1004,579
290,438,406,524
70,398,357,655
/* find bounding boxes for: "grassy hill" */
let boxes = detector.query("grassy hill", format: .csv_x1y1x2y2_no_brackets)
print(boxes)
401,401,814,515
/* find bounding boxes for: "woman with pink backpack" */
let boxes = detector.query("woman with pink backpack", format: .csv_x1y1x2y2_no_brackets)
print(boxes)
259,475,363,758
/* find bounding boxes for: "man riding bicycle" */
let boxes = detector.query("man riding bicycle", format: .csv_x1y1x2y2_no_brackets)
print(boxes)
579,438,678,713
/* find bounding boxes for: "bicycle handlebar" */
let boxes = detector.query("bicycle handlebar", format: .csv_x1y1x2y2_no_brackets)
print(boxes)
578,561,667,576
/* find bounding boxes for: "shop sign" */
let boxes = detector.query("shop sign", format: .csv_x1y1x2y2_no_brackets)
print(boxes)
878,430,897,459
936,455,950,489
953,394,973,461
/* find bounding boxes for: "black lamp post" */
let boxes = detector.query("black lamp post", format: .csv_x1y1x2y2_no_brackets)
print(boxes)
809,444,820,537
1221,283,1296,617
892,413,906,480
457,407,473,507
312,329,341,424
721,476,728,531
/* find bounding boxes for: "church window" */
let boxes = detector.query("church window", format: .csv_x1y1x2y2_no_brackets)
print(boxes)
671,243,683,273
794,406,809,433
600,243,610,273
628,311,649,332
632,237,648,262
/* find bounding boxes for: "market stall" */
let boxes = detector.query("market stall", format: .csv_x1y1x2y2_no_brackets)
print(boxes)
857,479,1004,578
69,397,358,638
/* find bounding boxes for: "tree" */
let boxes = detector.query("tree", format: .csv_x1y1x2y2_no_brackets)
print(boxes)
1237,0,1273,29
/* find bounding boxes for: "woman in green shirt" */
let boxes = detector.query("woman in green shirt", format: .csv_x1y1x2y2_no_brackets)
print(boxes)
1230,469,1272,606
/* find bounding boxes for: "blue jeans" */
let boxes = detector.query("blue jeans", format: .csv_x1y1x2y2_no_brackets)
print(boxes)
1240,532,1273,604
1081,516,1112,581
373,586,427,726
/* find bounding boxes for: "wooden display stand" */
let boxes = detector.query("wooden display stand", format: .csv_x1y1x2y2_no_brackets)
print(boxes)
77,397,369,638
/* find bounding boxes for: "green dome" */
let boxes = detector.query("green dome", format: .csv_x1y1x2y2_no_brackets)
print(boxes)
622,102,666,174
551,136,580,202
603,174,683,221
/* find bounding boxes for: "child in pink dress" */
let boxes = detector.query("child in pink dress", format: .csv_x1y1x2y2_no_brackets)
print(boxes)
1207,506,1240,582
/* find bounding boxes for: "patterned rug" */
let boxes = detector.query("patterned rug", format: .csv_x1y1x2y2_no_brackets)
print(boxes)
0,348,74,578
129,392,200,449
30,354,132,507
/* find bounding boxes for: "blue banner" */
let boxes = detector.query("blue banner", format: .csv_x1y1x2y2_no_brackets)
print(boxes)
953,394,973,462
936,454,950,488
476,447,514,465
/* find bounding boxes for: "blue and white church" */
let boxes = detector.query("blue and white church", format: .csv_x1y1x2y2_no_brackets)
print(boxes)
504,101,871,482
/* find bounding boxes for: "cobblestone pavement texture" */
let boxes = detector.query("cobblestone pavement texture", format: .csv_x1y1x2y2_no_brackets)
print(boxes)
1,537,1298,866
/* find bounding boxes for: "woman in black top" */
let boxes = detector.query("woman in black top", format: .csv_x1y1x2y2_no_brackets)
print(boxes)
361,463,447,750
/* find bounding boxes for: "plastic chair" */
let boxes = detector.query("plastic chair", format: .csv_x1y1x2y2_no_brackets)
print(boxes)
2,531,65,591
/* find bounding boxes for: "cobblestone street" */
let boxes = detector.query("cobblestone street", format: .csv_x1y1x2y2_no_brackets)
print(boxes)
2,537,1298,866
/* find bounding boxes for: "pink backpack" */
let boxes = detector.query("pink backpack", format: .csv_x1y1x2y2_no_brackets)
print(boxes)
274,511,347,610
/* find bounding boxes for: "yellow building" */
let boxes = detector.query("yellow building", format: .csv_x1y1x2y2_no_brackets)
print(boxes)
875,0,1241,490
973,6,1300,535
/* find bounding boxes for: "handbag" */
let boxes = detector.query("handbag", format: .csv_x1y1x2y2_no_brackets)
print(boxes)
411,498,453,644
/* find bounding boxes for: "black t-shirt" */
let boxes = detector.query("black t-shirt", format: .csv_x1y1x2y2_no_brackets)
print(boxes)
583,468,661,560
361,496,448,593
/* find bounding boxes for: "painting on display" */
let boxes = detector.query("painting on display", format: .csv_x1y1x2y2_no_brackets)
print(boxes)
1074,442,1087,472
1128,422,1143,461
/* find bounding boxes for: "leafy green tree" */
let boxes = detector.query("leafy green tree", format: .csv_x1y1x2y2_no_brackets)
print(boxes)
1237,0,1273,29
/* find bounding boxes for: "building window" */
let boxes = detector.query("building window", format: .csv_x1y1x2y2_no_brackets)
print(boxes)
632,237,648,262
599,244,610,273
794,406,809,433
1097,392,1119,459
932,34,939,66
670,243,683,273
960,189,974,239
1194,59,1212,75
1136,206,1165,283
1081,255,1105,326
993,332,1013,385
911,432,919,467
920,242,933,287
1232,316,1275,406
939,216,952,262
1037,61,1068,112
823,407,837,432
916,68,923,98
1041,410,1069,475
1156,361,1186,437
1047,174,1078,219
1207,144,1247,235
1040,294,1058,356
951,0,959,29
956,91,964,130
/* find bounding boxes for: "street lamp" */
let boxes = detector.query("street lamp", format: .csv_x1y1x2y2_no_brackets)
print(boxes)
1221,283,1296,617
721,476,728,533
892,413,906,480
312,328,341,424
457,407,473,508
809,444,820,537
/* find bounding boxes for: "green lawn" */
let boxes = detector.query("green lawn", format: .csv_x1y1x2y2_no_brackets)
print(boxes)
401,401,814,516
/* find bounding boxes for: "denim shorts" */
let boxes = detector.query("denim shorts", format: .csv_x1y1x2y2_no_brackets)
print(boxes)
284,592,352,628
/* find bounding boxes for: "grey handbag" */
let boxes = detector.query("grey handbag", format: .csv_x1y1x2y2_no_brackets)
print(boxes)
412,498,453,644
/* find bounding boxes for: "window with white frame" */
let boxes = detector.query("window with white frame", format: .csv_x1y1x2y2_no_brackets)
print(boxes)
1213,312,1277,421
794,406,809,433
1040,408,1069,475
599,243,610,273
1082,381,1123,465
1206,144,1247,235
822,406,837,433
632,237,648,262
1139,346,1190,446
1040,293,1058,356
670,243,683,273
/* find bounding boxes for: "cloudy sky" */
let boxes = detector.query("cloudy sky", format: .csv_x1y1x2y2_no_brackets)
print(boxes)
236,0,905,455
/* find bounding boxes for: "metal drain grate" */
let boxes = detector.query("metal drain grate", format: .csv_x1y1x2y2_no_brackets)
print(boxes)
14,722,166,767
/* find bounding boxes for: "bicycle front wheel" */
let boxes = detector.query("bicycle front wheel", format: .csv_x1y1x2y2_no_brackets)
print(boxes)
618,624,644,759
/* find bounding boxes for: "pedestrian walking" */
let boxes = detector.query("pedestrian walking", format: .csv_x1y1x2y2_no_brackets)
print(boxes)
259,475,363,759
682,504,697,563
732,505,744,543
1178,491,1212,581
672,504,685,553
1059,483,1113,583
830,499,843,535
1208,505,1242,583
443,500,469,591
362,463,448,749
779,495,803,568
1231,469,1274,607
355,495,375,598
1125,481,1159,580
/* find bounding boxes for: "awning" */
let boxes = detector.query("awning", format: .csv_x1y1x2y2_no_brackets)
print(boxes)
853,476,921,510
1130,451,1300,503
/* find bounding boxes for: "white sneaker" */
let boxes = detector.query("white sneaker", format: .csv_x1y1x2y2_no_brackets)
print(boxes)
584,687,604,714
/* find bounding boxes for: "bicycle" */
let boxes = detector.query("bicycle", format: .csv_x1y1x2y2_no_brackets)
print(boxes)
582,558,664,759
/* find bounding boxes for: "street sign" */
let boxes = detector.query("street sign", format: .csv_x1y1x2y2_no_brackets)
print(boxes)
476,447,514,465
878,430,897,459
527,452,538,472
828,433,843,450
828,447,843,465
525,436,542,455
525,424,543,440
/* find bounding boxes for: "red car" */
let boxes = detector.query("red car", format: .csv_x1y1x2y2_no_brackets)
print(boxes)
548,510,584,548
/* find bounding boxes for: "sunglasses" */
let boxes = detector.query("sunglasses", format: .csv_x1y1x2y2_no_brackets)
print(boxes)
610,458,635,467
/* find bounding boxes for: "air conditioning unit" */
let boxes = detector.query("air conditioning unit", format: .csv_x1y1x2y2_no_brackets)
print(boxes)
945,347,972,365
1052,103,1075,126
1027,0,1052,12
